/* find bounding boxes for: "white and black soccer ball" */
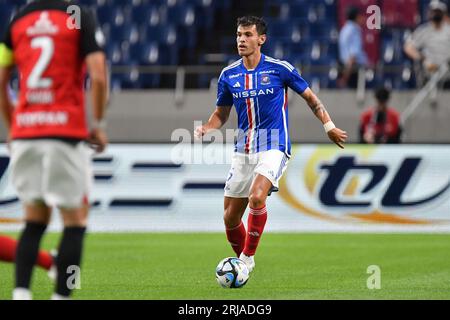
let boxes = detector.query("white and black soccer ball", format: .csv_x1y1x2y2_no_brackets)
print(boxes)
215,257,249,288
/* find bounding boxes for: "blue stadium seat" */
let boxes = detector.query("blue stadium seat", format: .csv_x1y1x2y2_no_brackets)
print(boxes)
308,72,336,89
137,42,162,65
312,0,337,22
400,62,417,89
308,22,338,41
190,4,214,29
0,4,12,37
77,0,97,6
212,0,232,10
379,61,416,90
96,4,129,27
3,0,418,90
158,44,179,65
0,0,25,7
288,3,310,21
0,3,15,24
111,65,141,89
219,36,237,54
266,19,305,44
134,0,165,6
265,41,290,60
167,4,196,27
267,19,294,39
144,24,178,46
287,39,312,61
109,24,140,44
131,4,161,27
419,0,433,22
381,30,408,65
105,42,125,65
96,3,115,25
176,25,197,48
135,42,178,65
381,40,396,65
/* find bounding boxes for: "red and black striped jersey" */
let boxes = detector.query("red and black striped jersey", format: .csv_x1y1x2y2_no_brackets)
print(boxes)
1,0,104,140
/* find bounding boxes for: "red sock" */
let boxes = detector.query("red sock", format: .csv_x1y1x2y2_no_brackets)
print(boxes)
0,235,52,270
36,250,53,270
225,221,246,257
0,235,16,262
243,206,268,256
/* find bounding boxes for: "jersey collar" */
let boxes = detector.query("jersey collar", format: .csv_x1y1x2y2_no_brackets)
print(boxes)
241,53,265,72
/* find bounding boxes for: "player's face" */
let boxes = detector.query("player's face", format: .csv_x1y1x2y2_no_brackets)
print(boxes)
236,25,266,57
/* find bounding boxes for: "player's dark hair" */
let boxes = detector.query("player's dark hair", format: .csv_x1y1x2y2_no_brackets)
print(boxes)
346,6,360,21
237,16,267,35
375,87,391,103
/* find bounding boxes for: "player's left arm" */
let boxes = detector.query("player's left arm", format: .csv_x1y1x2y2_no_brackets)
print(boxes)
80,7,109,153
0,42,15,132
300,88,348,149
282,64,347,148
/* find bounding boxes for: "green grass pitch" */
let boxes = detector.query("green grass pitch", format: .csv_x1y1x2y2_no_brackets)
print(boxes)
1,233,450,300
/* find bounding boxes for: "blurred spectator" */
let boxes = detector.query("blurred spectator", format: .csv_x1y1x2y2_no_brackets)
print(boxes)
338,6,368,88
359,87,402,144
404,1,450,86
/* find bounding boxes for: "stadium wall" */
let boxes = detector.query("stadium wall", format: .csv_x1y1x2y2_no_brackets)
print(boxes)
87,90,450,143
0,144,449,233
1,90,449,143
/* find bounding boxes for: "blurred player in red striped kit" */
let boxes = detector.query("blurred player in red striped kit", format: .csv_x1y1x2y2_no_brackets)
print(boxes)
0,234,55,276
0,0,108,299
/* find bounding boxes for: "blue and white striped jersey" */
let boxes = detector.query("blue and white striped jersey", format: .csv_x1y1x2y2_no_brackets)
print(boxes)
216,54,309,156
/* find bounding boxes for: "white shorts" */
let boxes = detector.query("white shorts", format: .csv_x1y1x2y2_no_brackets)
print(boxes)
10,140,93,209
224,149,289,198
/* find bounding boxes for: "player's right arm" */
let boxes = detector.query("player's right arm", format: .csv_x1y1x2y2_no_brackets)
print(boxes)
195,70,233,139
195,106,232,139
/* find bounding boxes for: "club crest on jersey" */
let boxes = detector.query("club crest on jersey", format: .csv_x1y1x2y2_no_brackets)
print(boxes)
261,75,271,85
27,12,59,36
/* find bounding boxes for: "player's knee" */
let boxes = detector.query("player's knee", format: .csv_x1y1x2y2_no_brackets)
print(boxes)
24,201,52,225
248,192,266,209
60,207,88,227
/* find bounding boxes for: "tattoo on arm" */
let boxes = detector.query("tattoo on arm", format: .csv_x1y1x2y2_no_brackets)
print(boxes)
309,100,326,115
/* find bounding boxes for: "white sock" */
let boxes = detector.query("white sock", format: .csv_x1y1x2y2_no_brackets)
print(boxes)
51,293,71,300
12,288,32,300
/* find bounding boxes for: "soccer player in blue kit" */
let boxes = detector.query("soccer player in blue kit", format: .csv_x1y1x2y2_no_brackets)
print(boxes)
195,16,347,272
